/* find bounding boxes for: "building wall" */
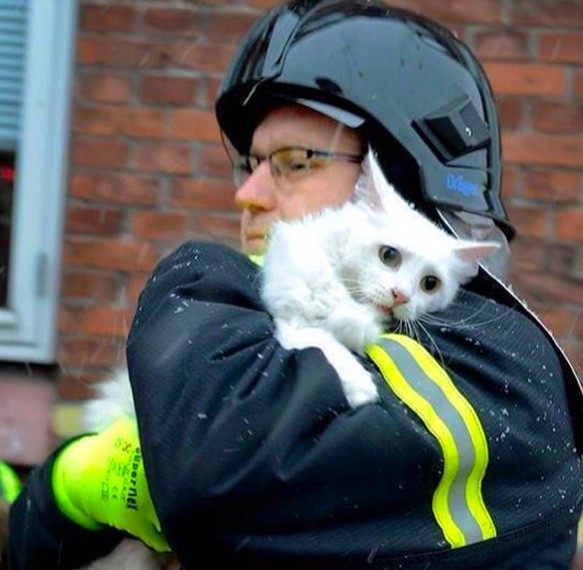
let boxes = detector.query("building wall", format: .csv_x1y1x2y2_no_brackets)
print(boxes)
58,0,583,409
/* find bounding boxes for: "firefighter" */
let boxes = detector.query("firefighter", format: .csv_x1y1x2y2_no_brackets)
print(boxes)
9,1,583,568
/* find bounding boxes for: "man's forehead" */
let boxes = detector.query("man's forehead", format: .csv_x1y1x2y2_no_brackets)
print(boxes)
250,104,359,153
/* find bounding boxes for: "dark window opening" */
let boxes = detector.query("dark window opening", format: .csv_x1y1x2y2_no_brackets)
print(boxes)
0,151,14,308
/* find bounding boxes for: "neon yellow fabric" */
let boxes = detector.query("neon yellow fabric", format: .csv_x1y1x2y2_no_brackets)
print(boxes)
367,333,496,547
248,253,264,266
52,416,169,552
0,459,21,503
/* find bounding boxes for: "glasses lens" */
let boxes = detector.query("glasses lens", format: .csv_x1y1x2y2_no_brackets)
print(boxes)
270,148,313,184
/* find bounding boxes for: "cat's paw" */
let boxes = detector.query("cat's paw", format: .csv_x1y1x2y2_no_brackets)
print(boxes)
337,362,379,407
328,306,382,352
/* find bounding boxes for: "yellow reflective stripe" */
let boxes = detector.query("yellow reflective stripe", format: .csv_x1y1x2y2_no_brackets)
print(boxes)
366,333,496,547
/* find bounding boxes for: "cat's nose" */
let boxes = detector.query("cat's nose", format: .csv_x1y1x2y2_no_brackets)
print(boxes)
391,289,409,306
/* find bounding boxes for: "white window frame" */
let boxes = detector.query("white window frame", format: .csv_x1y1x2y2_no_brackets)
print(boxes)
0,0,77,362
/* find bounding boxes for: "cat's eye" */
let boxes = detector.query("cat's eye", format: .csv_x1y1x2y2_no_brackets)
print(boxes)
231,147,364,187
420,275,441,293
379,245,401,268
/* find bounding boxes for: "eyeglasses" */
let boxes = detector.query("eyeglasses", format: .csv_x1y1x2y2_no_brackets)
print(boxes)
231,146,364,188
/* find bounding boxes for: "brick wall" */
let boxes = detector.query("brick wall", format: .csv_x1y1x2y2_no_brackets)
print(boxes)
59,0,583,404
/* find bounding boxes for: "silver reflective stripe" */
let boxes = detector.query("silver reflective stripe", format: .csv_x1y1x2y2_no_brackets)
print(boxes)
368,334,496,547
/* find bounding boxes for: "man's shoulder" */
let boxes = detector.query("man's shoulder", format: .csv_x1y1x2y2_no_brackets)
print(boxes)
154,240,255,277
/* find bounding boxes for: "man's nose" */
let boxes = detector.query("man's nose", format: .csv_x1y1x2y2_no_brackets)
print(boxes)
234,161,275,210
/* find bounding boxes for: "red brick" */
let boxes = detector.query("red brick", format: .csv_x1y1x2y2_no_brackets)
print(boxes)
547,243,578,275
60,269,121,302
76,38,153,68
575,314,583,340
539,32,583,64
533,102,583,135
484,62,566,96
77,72,132,103
169,42,236,73
247,0,282,8
134,142,193,174
509,271,583,305
58,336,123,368
523,170,582,202
360,0,504,25
127,273,150,304
194,0,244,4
140,75,197,106
73,106,167,138
513,0,583,28
169,109,221,142
506,204,550,238
140,7,201,36
0,376,56,465
473,31,529,61
206,10,261,43
80,4,136,33
200,144,232,178
59,306,134,337
556,209,583,242
71,138,130,168
576,71,583,98
170,178,238,211
195,214,240,245
64,238,160,272
502,133,583,168
130,211,192,242
66,205,124,235
500,166,521,201
205,77,223,107
496,97,525,129
563,344,583,380
535,308,574,337
507,236,547,271
56,370,108,400
70,171,160,206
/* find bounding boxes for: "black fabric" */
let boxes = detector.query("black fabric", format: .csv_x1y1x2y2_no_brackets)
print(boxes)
124,241,583,569
8,443,124,569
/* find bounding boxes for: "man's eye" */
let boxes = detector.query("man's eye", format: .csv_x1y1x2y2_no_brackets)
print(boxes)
286,160,309,172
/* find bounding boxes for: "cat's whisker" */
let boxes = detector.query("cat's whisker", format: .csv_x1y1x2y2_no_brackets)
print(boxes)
421,300,511,330
416,320,446,368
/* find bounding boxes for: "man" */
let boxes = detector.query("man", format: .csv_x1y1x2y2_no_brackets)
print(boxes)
9,1,583,568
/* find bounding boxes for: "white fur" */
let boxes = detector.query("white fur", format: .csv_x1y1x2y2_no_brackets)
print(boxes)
261,152,499,407
83,368,136,432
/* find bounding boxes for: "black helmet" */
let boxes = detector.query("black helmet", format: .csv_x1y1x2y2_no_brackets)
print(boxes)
216,0,515,240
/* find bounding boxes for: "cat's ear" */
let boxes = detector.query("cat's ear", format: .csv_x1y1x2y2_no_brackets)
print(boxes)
355,149,404,216
453,241,500,281
454,241,500,262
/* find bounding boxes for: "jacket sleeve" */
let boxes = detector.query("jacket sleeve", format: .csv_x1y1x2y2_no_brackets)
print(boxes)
8,448,123,570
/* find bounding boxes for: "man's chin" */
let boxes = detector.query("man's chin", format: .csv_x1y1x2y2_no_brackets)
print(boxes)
242,237,266,256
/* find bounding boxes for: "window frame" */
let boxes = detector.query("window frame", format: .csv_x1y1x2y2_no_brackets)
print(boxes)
0,0,77,362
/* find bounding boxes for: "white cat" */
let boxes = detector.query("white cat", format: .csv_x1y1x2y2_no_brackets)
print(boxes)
260,152,499,407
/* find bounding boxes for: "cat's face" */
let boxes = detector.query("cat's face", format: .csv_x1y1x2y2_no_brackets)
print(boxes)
335,206,498,323
341,239,463,322
333,151,500,322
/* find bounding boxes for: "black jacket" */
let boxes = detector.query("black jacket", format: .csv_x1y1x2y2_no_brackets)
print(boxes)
9,241,583,569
